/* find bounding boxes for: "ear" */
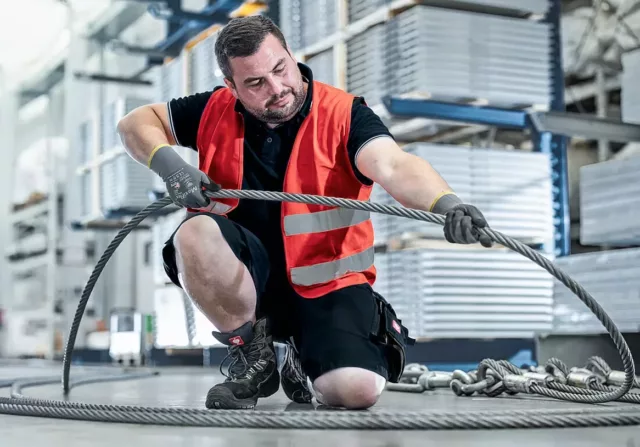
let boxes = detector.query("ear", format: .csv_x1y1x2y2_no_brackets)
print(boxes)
224,78,238,98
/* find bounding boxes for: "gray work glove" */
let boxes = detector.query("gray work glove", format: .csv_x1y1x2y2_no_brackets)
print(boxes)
149,145,219,208
431,193,493,248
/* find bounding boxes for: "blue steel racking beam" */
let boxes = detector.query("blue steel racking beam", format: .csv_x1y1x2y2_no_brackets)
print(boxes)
540,0,570,258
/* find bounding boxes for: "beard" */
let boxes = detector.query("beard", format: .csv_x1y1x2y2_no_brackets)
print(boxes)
243,79,306,124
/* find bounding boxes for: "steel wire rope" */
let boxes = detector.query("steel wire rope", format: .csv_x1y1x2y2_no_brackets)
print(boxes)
0,189,635,429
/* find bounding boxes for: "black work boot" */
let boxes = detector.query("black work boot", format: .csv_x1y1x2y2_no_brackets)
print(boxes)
206,318,279,409
280,343,313,404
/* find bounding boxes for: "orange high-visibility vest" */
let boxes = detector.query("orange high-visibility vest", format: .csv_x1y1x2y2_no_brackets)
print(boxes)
195,82,376,298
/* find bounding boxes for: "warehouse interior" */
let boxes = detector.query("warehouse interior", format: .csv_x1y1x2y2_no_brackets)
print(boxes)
2,0,640,444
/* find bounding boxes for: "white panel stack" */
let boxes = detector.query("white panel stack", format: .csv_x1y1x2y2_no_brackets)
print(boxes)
579,156,640,246
371,144,553,245
189,31,225,93
279,0,305,51
152,209,186,285
387,6,552,107
102,97,150,153
346,24,388,106
80,173,93,217
373,248,554,339
157,54,187,102
306,49,335,86
622,49,640,124
99,153,153,212
552,248,640,334
451,0,550,14
153,285,190,348
348,0,388,23
301,0,337,49
78,118,96,166
190,302,221,347
346,0,549,23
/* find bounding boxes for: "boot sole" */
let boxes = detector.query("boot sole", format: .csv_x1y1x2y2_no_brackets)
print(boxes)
206,368,280,410
206,386,257,410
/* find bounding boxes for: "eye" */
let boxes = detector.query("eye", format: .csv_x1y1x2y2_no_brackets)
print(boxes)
274,65,285,74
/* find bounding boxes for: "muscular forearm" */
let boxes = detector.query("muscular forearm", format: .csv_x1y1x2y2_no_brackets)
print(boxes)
117,105,174,166
384,151,461,213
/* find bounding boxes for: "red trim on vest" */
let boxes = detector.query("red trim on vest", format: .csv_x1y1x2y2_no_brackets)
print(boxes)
196,82,376,298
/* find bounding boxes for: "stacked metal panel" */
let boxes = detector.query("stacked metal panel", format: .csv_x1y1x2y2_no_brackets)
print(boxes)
189,31,225,94
306,49,335,86
579,155,640,246
279,0,304,51
301,0,337,49
346,24,388,106
151,210,186,285
80,173,93,217
78,119,95,166
346,0,549,23
99,153,153,212
622,49,640,124
153,285,191,348
345,6,552,108
371,144,553,245
101,97,150,153
386,6,552,107
451,0,550,14
348,0,388,23
157,55,187,102
552,248,640,334
373,248,554,339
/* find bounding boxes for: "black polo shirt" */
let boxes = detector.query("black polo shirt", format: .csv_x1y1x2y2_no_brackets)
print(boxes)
168,64,393,285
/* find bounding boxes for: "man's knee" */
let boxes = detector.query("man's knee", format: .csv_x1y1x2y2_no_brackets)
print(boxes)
312,368,386,410
174,215,224,256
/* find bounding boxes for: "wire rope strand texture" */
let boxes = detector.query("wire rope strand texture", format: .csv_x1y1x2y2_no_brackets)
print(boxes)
61,197,173,393
3,400,640,429
58,189,636,411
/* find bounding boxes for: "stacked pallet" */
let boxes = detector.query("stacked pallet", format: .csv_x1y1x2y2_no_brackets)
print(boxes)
552,248,640,334
373,247,554,339
371,143,553,246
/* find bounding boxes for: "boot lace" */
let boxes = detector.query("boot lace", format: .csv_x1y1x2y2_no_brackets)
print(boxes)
219,331,267,381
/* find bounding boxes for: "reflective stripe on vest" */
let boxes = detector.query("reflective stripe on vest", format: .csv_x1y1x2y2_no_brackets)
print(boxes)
290,246,374,286
283,208,370,236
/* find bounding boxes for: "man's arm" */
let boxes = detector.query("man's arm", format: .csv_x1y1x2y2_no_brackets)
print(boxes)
117,103,176,166
356,137,493,247
355,137,455,213
116,94,217,209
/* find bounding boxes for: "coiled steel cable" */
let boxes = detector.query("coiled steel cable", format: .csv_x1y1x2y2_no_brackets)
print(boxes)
0,189,635,429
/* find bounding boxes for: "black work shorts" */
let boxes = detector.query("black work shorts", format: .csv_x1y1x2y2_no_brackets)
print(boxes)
162,212,397,382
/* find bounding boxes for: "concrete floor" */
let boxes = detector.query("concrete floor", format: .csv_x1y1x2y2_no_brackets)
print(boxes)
0,360,639,446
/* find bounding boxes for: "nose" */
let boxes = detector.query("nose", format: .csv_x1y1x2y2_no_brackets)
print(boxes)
265,76,284,97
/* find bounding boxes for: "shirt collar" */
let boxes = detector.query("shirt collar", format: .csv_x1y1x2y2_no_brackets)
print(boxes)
234,63,314,125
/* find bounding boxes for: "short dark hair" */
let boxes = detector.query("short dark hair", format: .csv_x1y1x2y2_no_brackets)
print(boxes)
214,16,289,82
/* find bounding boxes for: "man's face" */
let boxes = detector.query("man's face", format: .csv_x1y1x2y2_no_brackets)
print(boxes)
224,33,306,124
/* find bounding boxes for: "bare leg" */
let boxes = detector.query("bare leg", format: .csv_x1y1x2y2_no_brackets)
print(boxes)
311,368,386,410
173,215,257,332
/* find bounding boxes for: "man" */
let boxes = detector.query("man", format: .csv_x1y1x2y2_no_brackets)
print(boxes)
117,16,493,410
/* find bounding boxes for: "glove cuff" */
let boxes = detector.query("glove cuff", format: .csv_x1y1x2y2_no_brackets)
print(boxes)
148,145,188,180
430,192,463,215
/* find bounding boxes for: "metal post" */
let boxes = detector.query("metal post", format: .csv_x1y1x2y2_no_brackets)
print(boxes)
539,0,571,257
45,91,58,360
